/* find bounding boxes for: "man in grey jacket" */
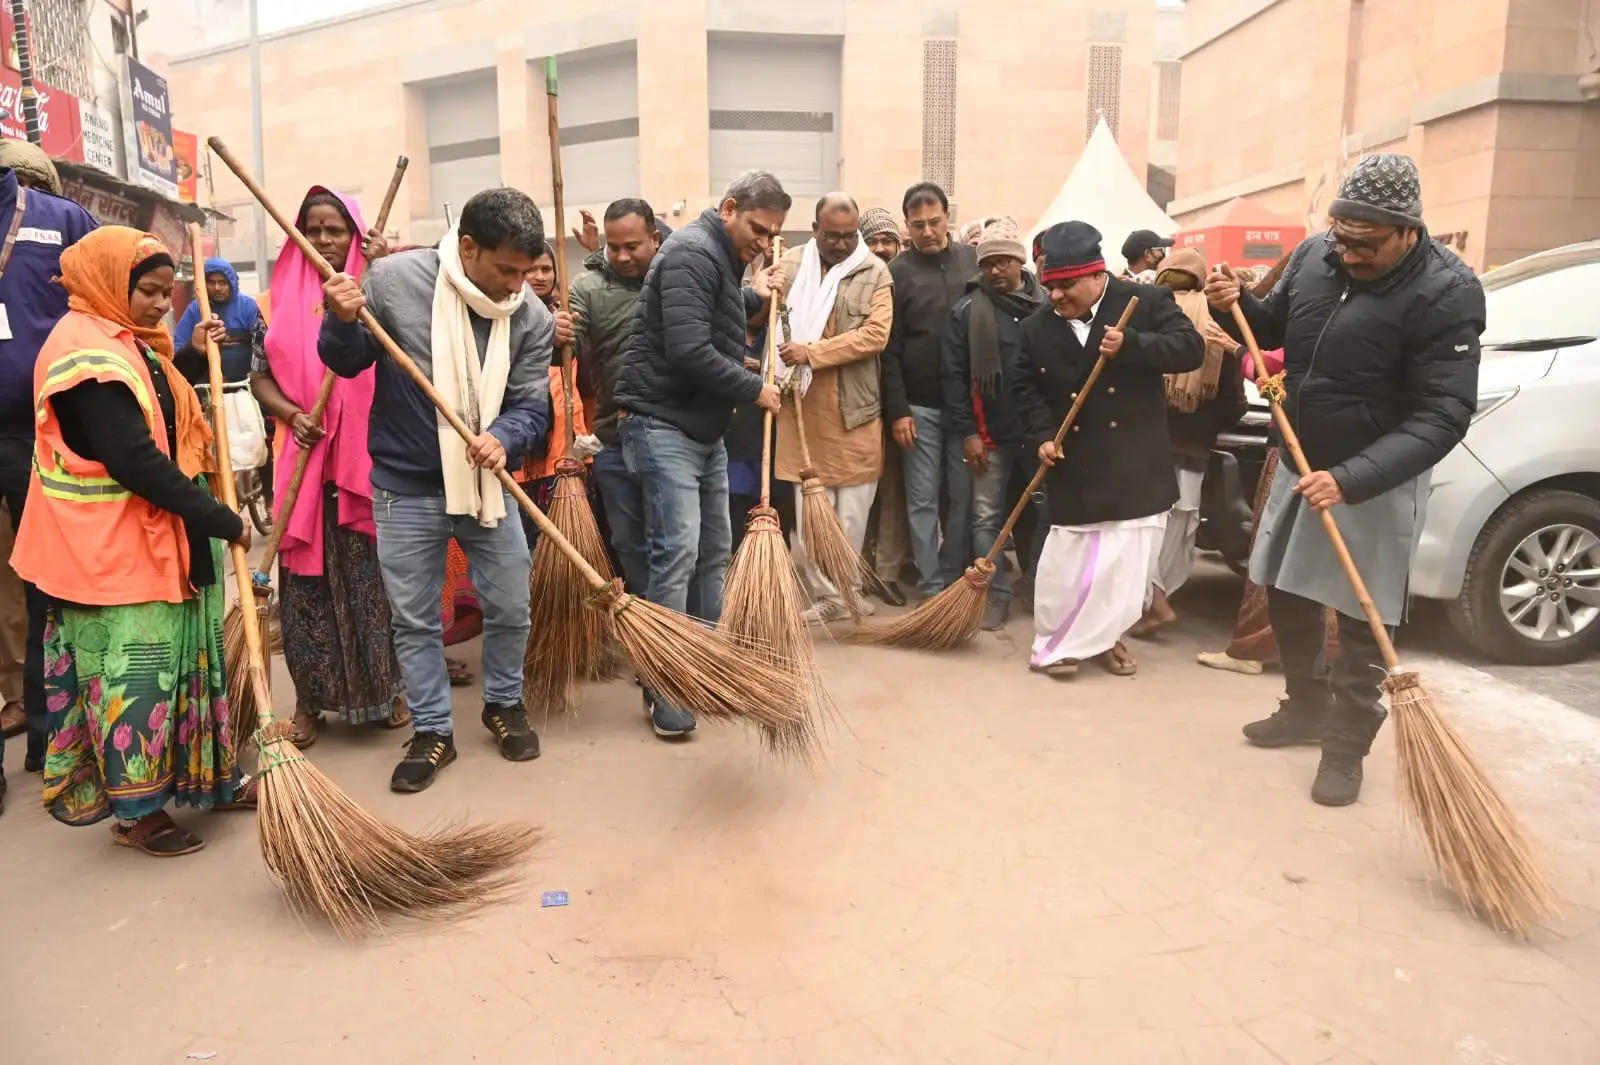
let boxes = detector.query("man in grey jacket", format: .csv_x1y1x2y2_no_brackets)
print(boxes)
321,187,560,793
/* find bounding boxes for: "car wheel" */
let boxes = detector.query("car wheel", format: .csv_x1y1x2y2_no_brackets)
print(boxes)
1448,489,1600,665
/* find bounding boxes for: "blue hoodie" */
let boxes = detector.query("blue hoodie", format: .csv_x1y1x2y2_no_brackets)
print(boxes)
175,256,260,382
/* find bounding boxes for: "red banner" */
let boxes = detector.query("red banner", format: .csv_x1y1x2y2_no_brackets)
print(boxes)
173,128,198,203
0,67,84,162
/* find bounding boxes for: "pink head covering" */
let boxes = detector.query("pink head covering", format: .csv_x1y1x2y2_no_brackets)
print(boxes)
263,187,377,576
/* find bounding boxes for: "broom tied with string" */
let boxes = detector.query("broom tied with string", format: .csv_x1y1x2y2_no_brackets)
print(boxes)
777,301,878,621
716,238,828,762
1227,299,1554,936
851,297,1139,650
224,155,410,748
523,55,618,719
190,221,539,937
208,137,805,745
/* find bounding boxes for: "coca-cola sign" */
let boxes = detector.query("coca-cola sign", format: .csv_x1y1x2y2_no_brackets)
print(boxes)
0,68,84,161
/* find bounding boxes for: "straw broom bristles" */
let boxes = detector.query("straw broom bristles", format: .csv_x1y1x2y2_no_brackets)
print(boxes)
523,459,619,717
846,558,994,650
1388,672,1557,937
720,505,829,762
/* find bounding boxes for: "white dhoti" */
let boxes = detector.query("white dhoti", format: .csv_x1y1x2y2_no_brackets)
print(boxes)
1031,514,1167,667
793,481,879,606
1154,465,1205,595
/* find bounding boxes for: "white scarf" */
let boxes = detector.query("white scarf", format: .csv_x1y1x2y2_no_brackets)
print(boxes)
778,236,871,395
431,228,525,527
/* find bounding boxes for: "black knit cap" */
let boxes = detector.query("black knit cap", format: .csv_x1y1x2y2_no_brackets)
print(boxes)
128,252,175,294
1039,221,1106,283
1329,153,1424,229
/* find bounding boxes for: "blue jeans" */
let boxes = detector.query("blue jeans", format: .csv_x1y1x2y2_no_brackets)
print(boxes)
619,414,731,621
372,488,531,736
901,405,972,597
592,444,649,597
970,447,1015,605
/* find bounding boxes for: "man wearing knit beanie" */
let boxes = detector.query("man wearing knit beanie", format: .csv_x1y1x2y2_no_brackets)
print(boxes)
859,207,901,263
1206,152,1483,806
940,216,1045,630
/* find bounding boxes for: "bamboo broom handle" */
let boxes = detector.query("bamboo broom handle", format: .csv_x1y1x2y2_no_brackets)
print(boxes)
545,58,577,454
758,240,784,506
256,155,410,576
207,137,611,592
190,223,277,725
982,296,1139,563
1229,303,1401,670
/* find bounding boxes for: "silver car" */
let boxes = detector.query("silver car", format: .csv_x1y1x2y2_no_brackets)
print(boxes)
1415,241,1600,664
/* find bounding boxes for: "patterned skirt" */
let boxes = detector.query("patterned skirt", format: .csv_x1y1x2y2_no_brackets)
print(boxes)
41,541,237,826
279,483,404,723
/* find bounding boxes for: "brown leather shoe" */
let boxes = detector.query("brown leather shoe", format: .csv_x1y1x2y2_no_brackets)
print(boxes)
0,701,24,739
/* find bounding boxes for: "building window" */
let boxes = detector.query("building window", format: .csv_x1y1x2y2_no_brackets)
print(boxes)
921,39,957,196
422,71,501,220
706,33,842,197
1087,44,1122,140
555,44,641,205
1156,61,1181,142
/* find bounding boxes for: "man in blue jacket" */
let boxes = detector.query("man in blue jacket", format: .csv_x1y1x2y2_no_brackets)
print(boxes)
612,170,787,738
320,187,556,793
0,149,97,814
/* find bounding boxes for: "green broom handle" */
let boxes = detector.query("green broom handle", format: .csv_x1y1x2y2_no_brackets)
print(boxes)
208,137,610,593
758,238,783,506
983,295,1140,563
255,155,409,581
1228,303,1400,670
190,222,277,726
545,56,577,455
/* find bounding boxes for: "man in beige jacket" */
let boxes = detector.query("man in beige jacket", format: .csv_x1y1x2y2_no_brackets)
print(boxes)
776,193,895,622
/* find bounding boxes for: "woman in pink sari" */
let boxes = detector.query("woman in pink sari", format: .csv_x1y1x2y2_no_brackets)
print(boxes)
249,188,407,747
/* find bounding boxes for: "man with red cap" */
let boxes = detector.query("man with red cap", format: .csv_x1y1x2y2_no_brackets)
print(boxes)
1011,221,1203,679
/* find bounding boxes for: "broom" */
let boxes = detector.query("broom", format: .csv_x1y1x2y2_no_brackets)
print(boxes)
717,239,828,762
779,303,876,621
225,155,411,747
851,297,1139,650
190,222,539,937
209,137,805,739
523,56,618,718
1228,304,1554,937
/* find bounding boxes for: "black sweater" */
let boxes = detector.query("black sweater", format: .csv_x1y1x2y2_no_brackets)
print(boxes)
882,240,979,420
52,376,243,587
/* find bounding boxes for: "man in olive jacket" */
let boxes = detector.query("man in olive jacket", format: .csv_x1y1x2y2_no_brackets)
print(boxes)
1207,153,1482,807
570,198,662,597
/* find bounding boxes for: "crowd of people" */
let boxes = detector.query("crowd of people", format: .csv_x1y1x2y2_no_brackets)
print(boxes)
0,135,1482,850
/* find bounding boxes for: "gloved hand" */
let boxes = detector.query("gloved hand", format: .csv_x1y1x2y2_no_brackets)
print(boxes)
572,434,603,460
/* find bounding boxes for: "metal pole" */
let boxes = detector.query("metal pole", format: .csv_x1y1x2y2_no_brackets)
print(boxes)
247,0,269,287
8,0,41,144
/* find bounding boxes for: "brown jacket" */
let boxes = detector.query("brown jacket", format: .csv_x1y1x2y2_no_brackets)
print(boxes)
780,246,894,431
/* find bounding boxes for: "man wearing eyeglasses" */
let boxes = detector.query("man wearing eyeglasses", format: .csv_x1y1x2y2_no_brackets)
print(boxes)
775,192,895,623
1205,152,1484,807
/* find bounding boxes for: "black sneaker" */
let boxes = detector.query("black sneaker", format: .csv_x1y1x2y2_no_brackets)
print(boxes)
482,702,540,762
648,693,696,738
1311,752,1364,806
1241,698,1331,748
391,731,456,793
874,581,908,608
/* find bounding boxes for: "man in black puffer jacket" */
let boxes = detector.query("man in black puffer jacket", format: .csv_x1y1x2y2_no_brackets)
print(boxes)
1208,153,1483,807
613,170,787,738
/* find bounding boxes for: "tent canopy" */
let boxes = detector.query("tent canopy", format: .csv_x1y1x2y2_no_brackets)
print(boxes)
1026,118,1178,275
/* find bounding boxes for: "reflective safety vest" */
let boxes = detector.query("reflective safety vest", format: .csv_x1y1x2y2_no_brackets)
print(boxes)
12,312,194,605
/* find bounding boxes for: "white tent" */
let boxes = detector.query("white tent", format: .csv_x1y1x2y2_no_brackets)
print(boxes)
1026,118,1178,275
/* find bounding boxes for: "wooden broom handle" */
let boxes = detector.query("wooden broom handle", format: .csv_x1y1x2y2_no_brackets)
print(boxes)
1229,303,1401,670
758,239,783,505
208,137,611,592
256,155,410,576
983,296,1139,563
189,223,277,725
545,58,577,454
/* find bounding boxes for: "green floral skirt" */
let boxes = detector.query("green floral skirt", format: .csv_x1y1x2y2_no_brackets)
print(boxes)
40,542,238,826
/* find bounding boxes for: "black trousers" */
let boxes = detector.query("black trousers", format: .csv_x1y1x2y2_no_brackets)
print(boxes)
0,464,48,778
1267,584,1388,755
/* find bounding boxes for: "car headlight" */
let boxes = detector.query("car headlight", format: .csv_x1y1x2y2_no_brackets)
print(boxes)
1472,386,1519,423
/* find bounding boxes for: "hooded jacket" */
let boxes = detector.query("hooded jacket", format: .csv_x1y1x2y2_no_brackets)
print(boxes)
175,257,260,383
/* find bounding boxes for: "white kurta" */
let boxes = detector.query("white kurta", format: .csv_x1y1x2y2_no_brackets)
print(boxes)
1031,514,1167,667
1154,465,1205,595
793,481,879,607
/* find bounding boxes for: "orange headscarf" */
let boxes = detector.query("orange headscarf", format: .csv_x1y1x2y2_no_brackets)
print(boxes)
57,226,214,477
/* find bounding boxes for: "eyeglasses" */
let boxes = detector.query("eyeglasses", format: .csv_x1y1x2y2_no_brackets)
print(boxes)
1326,228,1396,261
818,229,859,245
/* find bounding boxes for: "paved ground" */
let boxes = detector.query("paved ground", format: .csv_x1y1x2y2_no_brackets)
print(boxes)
3,561,1598,1064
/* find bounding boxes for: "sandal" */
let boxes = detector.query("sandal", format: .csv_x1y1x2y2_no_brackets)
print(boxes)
377,699,412,730
1031,659,1079,680
215,775,259,812
1100,642,1138,677
447,657,474,687
112,811,204,857
289,708,321,749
